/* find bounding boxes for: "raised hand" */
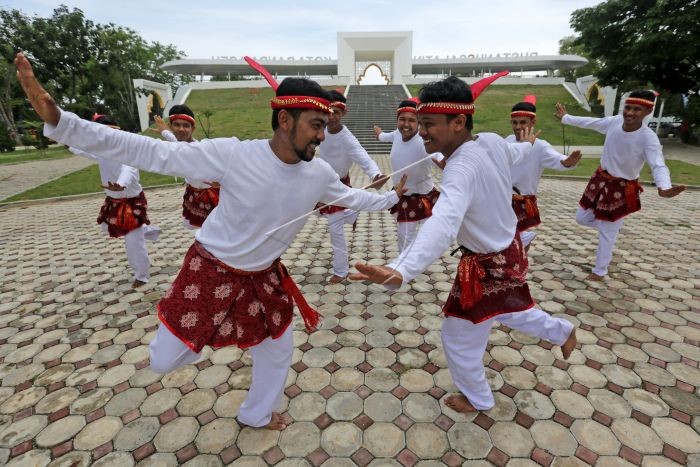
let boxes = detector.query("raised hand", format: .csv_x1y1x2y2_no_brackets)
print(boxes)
147,115,169,134
393,174,408,196
520,125,542,145
658,185,686,198
349,262,403,287
15,53,60,126
373,125,382,139
367,173,390,190
562,149,583,168
554,103,567,120
101,181,125,191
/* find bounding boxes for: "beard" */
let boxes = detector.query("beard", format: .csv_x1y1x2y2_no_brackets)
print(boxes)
290,121,318,162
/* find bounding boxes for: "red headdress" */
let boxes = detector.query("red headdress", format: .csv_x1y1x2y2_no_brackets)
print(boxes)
510,95,537,118
397,97,420,115
625,90,658,109
169,113,196,126
417,71,509,115
244,56,331,114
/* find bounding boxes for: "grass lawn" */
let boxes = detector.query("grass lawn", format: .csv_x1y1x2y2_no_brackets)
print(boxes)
543,158,700,186
407,84,605,146
3,164,180,202
0,146,73,165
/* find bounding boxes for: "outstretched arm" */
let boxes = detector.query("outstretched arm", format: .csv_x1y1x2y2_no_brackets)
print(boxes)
555,102,614,134
15,53,235,182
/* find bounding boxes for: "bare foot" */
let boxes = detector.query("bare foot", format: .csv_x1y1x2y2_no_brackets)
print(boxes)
445,394,479,413
586,272,605,282
328,275,346,284
561,328,578,360
132,279,147,288
263,412,292,430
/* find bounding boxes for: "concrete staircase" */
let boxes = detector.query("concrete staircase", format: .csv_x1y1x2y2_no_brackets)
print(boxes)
343,85,409,154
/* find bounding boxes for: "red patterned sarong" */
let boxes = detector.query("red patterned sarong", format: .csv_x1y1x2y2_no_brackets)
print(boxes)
390,188,440,222
182,184,220,228
443,236,534,323
511,194,541,231
579,166,643,222
318,174,351,215
157,242,321,352
96,191,150,238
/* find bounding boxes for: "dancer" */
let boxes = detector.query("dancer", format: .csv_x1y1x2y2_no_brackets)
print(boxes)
70,114,160,288
317,90,389,283
506,95,582,248
556,91,686,280
374,99,441,252
351,76,577,413
152,105,220,229
16,52,406,430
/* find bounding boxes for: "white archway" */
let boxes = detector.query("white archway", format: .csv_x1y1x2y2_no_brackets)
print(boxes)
357,63,389,85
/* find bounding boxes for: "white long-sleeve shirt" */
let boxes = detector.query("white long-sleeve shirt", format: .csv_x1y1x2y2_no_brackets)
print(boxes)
388,134,523,285
161,130,209,189
319,126,381,182
46,110,399,271
378,130,436,195
561,114,672,189
505,135,573,195
69,148,142,199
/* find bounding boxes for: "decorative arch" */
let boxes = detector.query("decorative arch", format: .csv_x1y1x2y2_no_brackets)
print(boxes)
357,63,390,85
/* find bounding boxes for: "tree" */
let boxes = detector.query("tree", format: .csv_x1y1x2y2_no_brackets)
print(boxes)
0,6,192,132
556,35,601,82
569,0,700,94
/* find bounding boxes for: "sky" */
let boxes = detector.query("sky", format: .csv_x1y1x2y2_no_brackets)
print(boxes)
2,0,604,59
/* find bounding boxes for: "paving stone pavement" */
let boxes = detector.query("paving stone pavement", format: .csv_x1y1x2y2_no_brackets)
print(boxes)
0,157,698,466
0,155,96,202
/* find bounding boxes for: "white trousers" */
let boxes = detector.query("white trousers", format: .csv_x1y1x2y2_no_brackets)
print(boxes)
101,223,159,283
396,220,424,253
575,207,624,276
441,308,574,410
149,323,293,427
519,230,537,248
326,210,359,277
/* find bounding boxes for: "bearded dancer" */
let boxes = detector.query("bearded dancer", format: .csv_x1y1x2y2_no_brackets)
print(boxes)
317,90,389,283
506,95,582,248
556,91,686,280
152,105,220,229
70,114,160,288
374,99,441,252
17,52,406,430
351,76,577,414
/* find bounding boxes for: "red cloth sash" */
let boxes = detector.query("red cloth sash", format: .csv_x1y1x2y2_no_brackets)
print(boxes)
443,236,534,324
96,191,150,238
182,184,220,227
511,194,541,231
579,166,643,222
390,188,440,222
318,174,351,215
157,242,321,352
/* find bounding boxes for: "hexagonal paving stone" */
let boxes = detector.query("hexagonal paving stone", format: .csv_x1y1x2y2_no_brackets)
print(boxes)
140,388,181,416
363,422,405,457
326,392,363,421
530,420,578,456
366,368,399,392
447,423,491,459
611,418,663,454
195,418,240,454
402,393,441,422
551,390,595,418
153,416,200,452
278,421,321,457
213,390,247,418
288,392,326,421
406,423,448,459
570,419,621,455
177,388,217,416
364,392,402,422
0,415,48,448
330,368,364,391
113,417,160,451
489,421,535,457
321,422,362,457
73,416,123,451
